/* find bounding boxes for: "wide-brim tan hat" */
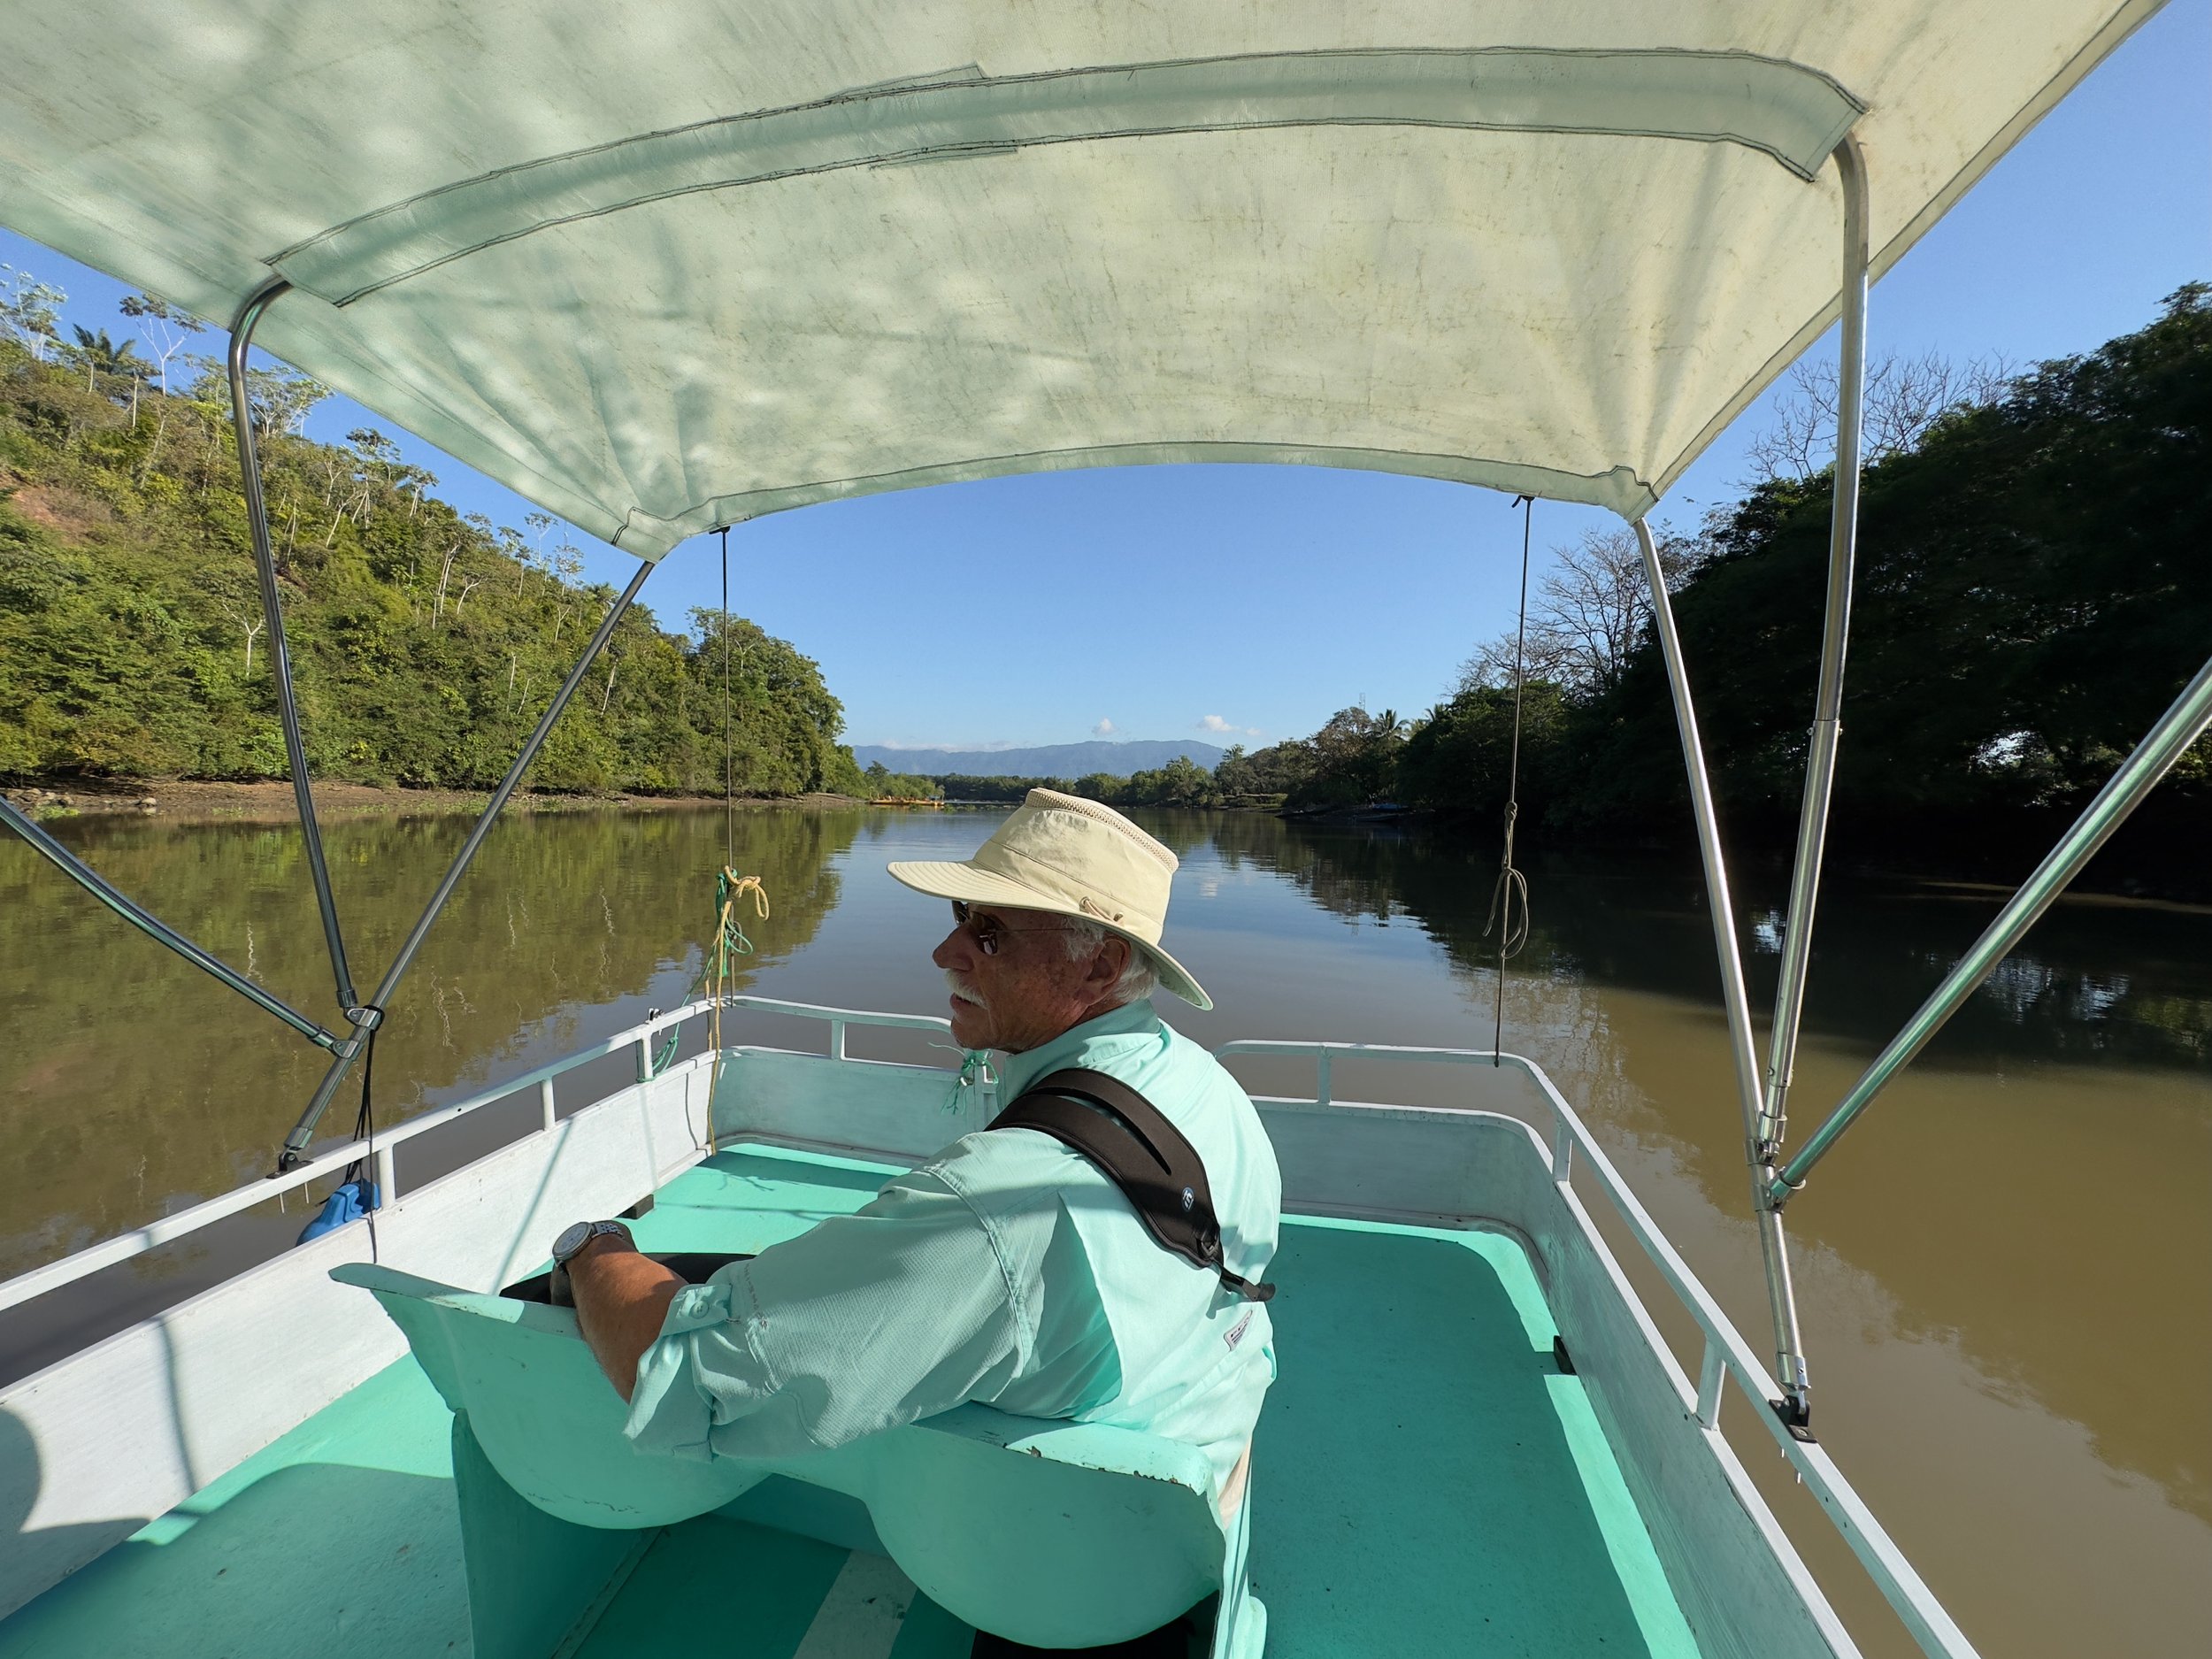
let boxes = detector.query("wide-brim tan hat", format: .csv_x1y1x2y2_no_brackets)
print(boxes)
888,788,1210,1010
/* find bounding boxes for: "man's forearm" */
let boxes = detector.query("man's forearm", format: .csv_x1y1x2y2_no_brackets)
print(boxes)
566,1240,684,1402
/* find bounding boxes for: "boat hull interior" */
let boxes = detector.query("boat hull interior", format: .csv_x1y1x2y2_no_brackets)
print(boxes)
0,1010,1854,1656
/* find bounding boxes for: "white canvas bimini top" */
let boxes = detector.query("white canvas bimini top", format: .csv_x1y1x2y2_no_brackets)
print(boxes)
0,3,2162,559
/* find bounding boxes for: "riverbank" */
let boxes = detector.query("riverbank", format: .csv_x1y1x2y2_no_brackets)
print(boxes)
2,778,864,825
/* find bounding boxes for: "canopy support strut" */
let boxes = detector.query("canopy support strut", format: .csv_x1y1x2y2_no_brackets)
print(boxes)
1628,135,1871,1428
227,279,366,1024
1763,134,1867,1164
274,559,653,1169
1723,133,1869,1425
1633,518,1812,1432
1775,648,2212,1200
0,795,347,1053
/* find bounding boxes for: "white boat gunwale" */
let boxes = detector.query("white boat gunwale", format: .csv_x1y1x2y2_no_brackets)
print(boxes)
4,995,1965,1655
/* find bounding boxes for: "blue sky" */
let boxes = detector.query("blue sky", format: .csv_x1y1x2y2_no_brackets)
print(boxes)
5,3,2206,752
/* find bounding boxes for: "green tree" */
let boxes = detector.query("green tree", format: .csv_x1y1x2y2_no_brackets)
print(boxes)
1285,707,1406,809
65,326,151,409
1116,754,1224,807
1395,682,1570,827
0,266,65,362
1215,738,1315,799
859,760,942,799
1571,281,2211,836
1395,283,2209,887
0,283,872,798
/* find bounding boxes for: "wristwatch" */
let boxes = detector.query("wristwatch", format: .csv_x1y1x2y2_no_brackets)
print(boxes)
551,1218,634,1265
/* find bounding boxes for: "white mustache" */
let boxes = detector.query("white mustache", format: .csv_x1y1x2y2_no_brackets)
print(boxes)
944,971,987,1009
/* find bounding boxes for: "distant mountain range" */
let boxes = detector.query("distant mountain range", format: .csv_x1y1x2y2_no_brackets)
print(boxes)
851,740,1225,779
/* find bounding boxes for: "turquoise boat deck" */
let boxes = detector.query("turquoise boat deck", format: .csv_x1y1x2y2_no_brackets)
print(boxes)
2,1143,1698,1658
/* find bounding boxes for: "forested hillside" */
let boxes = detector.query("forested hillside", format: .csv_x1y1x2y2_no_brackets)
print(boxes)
0,282,868,796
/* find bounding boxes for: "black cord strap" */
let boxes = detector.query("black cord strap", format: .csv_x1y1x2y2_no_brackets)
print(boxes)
991,1068,1274,1302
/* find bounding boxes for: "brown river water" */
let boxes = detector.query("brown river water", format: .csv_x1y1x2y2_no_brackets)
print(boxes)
4,803,2207,1655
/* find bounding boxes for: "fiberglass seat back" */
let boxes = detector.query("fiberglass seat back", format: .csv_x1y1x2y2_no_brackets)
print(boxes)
332,1263,1231,1649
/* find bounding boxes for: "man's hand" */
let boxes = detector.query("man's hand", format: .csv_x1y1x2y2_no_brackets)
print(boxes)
564,1233,684,1402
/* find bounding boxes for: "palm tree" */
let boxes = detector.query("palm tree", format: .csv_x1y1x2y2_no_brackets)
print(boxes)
68,325,152,415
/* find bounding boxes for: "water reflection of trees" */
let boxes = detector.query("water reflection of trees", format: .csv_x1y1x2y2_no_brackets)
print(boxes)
1179,810,2212,1527
1194,813,2212,1071
0,805,858,1274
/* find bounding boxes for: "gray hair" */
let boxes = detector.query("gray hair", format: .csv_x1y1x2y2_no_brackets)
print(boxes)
1061,918,1159,1002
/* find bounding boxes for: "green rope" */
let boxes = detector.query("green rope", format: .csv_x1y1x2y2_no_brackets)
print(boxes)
649,867,766,1077
931,1043,997,1113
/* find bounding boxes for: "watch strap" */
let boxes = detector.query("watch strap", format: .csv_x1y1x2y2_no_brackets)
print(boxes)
553,1217,634,1264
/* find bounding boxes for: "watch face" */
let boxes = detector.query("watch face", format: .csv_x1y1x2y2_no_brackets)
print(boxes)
553,1220,593,1262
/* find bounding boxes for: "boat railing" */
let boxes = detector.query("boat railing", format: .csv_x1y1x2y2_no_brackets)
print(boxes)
725,994,956,1061
1215,1037,1975,1659
4,1003,1968,1655
0,995,956,1318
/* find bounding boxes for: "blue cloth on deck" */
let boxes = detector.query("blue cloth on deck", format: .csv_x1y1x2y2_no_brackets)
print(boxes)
296,1179,379,1244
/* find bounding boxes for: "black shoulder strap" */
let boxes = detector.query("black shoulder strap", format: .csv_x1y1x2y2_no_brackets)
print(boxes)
989,1067,1275,1302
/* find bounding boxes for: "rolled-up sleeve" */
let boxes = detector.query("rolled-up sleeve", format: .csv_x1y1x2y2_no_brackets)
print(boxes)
625,1167,1026,1463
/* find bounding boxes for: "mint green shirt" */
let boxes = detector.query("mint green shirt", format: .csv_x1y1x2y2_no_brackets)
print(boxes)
625,1000,1280,1499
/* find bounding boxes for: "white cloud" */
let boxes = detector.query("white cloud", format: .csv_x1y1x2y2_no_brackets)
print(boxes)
1196,714,1263,738
1091,718,1117,738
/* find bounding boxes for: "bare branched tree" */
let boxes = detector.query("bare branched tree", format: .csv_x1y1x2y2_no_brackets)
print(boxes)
118,293,204,397
119,293,206,483
432,540,462,625
208,576,268,675
1458,527,1694,697
0,265,65,361
396,463,437,519
1746,349,2013,482
519,512,556,594
547,540,585,643
236,365,329,442
347,427,401,479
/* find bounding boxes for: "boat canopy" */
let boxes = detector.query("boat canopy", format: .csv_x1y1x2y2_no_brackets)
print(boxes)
0,2,2158,557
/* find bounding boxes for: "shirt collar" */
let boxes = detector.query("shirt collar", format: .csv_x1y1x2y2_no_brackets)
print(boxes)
992,998,1163,1100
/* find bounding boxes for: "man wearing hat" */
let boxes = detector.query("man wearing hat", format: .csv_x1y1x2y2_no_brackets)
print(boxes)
561,790,1280,1525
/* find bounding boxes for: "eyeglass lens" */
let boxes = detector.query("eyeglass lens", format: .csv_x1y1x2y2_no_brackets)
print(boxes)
952,900,1002,955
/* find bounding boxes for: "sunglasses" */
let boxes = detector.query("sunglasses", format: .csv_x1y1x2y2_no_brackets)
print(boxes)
951,899,1075,956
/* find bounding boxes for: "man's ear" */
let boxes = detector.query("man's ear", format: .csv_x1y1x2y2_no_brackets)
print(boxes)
1087,934,1133,988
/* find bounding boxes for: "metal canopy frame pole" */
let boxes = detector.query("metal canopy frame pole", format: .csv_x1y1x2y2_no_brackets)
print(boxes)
0,795,345,1051
1776,649,2212,1199
1762,135,1869,1159
275,559,655,1166
1634,517,1812,1426
227,279,362,1019
1622,133,1867,1425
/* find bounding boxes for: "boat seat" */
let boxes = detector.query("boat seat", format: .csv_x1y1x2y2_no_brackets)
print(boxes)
332,1263,1258,1655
